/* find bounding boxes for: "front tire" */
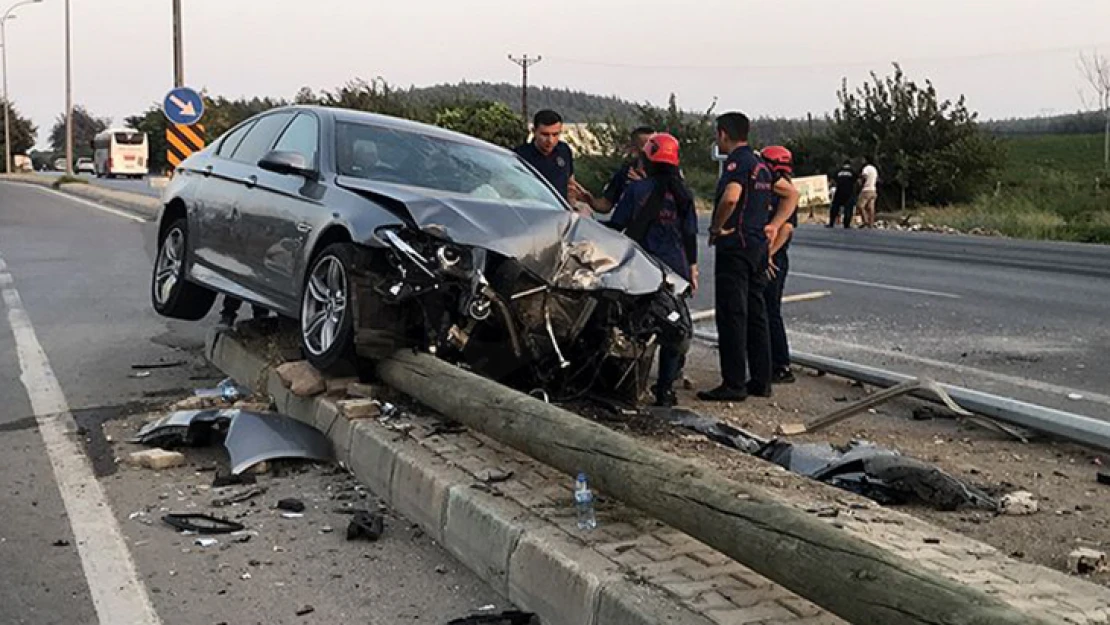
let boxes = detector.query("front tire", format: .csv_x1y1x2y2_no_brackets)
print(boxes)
300,243,356,371
151,218,217,320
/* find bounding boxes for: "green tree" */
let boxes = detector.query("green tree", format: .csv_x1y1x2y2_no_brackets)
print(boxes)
0,99,37,171
433,101,524,148
827,64,1003,206
50,105,110,158
317,78,418,120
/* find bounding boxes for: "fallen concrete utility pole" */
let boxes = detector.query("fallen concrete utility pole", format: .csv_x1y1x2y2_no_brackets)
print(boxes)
377,350,1044,625
694,329,1110,454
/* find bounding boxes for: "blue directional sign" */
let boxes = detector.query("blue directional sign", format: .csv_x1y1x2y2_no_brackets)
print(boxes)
162,87,205,126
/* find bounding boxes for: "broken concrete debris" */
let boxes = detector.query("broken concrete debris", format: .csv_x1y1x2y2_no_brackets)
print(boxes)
275,361,327,397
1068,548,1108,575
347,382,375,398
998,491,1039,516
126,449,185,470
337,399,380,420
346,511,385,542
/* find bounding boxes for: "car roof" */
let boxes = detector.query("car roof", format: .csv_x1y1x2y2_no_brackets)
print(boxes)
270,105,508,154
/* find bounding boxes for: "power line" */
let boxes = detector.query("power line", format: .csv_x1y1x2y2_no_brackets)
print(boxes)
508,54,542,127
544,41,1110,72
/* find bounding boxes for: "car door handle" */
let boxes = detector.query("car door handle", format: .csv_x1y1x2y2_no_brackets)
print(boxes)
296,222,313,234
244,175,258,188
203,165,213,177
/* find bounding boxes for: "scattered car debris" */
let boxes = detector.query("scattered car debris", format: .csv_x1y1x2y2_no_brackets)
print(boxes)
1098,472,1110,486
162,514,245,534
998,491,1039,516
281,513,304,519
225,411,333,475
295,605,316,617
132,360,187,370
52,539,70,547
651,407,766,454
126,449,186,470
194,538,218,548
129,370,152,379
211,487,267,508
275,361,327,397
133,409,232,448
760,440,996,511
277,498,306,513
447,611,538,625
212,472,256,488
1068,393,1084,401
194,378,250,402
1068,548,1108,575
346,511,385,542
479,469,514,484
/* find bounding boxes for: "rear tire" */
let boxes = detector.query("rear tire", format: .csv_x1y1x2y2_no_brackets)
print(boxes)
151,218,217,320
300,243,356,372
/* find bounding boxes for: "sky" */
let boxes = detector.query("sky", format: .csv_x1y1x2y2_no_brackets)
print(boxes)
4,0,1110,150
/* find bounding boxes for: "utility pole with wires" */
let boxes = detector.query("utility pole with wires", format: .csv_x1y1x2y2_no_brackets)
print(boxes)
508,54,541,129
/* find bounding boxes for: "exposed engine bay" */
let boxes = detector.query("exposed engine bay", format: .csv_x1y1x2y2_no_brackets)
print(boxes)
349,225,692,403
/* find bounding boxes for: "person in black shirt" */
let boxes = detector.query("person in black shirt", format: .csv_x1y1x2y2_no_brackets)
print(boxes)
828,160,857,228
760,146,800,384
698,114,797,402
577,126,654,214
514,110,583,210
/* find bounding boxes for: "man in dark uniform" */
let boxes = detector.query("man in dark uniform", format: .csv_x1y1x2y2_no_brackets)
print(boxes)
578,126,654,214
760,146,800,385
828,160,857,228
515,110,580,206
608,133,697,406
698,113,790,402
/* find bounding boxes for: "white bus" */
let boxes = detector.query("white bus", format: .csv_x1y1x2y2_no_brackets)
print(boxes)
92,128,149,178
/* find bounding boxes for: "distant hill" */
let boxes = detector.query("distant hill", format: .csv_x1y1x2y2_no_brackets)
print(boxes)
400,82,639,122
983,111,1106,135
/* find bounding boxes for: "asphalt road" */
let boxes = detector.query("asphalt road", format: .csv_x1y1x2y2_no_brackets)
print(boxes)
691,216,1110,421
0,183,505,624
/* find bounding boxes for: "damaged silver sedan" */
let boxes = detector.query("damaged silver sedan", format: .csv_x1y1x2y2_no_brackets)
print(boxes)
152,105,691,402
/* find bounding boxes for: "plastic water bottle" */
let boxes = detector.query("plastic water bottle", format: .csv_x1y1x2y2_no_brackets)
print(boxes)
575,473,597,531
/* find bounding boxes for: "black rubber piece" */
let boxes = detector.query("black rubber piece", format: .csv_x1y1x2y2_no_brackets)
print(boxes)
276,498,306,513
346,511,384,542
447,611,538,625
1098,471,1110,486
161,513,245,534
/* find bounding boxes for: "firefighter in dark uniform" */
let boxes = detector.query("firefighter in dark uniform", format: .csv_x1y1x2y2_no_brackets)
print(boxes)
608,133,698,407
760,146,801,384
698,113,794,402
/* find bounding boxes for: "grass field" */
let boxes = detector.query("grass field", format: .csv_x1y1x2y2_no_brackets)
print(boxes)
931,133,1110,243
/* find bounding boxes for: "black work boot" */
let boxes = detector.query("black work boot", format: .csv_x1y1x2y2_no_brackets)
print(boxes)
771,368,797,385
653,389,678,408
696,385,748,402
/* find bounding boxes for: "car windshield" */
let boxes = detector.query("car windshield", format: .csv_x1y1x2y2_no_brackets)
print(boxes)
335,121,565,210
114,132,145,145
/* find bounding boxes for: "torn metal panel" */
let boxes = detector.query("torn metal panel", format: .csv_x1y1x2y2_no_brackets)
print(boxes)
650,407,767,454
224,411,333,475
132,409,233,447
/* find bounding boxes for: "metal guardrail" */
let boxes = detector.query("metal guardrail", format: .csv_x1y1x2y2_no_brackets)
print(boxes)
693,329,1110,453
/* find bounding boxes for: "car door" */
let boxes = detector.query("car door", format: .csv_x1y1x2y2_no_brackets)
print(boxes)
190,119,255,280
210,111,297,298
236,111,327,313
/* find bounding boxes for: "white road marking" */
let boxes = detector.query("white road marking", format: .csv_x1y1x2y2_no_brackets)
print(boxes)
0,255,162,625
791,271,961,299
790,329,1110,408
10,183,149,223
690,291,832,322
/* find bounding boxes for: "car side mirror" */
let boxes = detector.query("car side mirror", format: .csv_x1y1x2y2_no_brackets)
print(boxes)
258,150,315,178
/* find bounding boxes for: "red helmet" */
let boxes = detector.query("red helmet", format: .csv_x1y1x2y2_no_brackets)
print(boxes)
762,145,793,175
643,133,680,166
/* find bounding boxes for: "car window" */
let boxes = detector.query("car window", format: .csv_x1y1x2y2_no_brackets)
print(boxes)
216,121,255,158
272,113,319,167
230,112,295,165
335,121,565,210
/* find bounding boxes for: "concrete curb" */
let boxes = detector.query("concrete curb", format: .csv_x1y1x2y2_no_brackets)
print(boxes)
205,330,715,625
0,174,161,219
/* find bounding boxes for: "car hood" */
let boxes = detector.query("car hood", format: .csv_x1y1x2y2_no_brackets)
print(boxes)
338,176,688,296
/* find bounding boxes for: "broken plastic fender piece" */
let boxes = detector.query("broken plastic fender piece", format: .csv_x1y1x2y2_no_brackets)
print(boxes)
224,410,333,475
162,514,245,534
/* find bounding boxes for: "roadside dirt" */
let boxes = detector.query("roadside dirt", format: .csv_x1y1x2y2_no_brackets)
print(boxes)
657,341,1110,587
